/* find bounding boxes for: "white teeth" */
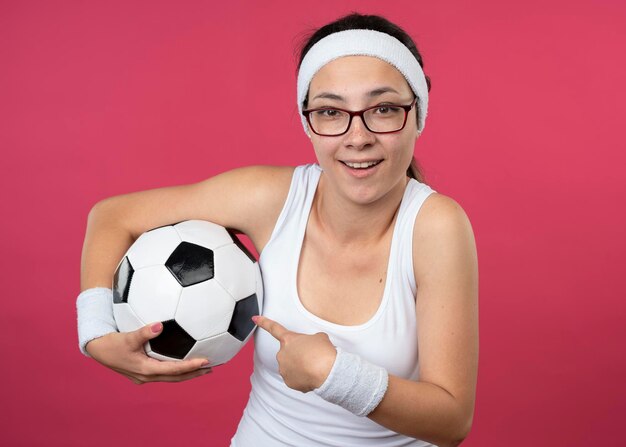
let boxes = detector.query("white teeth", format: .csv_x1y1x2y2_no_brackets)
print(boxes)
344,160,380,169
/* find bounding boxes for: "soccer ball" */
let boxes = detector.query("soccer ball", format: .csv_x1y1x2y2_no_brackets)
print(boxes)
112,219,263,366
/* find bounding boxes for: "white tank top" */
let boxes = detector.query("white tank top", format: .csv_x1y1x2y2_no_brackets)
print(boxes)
231,164,437,447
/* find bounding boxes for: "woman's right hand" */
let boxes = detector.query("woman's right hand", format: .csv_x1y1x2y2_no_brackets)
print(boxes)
85,322,212,384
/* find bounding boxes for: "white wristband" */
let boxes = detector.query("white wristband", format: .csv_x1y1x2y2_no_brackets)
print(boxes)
313,346,389,417
76,287,118,357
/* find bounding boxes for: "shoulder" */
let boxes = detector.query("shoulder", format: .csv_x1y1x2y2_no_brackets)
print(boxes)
414,192,471,231
227,164,321,216
237,164,295,209
217,165,295,242
224,164,295,189
412,192,477,284
213,165,294,208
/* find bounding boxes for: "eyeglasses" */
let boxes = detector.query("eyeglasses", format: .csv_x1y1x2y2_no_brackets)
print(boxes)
302,98,417,136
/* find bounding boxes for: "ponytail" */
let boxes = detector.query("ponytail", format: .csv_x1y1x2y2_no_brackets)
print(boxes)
406,156,425,183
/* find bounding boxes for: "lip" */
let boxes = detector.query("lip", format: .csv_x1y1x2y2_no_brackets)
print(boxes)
339,159,383,178
341,159,382,164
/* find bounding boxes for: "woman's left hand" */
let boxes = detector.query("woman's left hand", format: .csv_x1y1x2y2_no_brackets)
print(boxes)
253,315,337,393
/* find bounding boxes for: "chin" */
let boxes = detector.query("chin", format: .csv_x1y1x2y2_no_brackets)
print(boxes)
343,183,392,206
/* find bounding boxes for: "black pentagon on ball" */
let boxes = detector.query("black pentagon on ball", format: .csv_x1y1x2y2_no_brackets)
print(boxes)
150,319,196,360
113,256,134,304
165,241,214,287
228,294,259,341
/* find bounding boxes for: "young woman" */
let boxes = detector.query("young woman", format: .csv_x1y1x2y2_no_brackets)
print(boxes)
78,13,479,447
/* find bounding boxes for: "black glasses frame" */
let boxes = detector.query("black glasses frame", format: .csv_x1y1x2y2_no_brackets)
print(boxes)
302,98,417,136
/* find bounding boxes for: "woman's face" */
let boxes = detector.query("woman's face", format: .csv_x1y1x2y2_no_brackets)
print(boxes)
307,55,419,206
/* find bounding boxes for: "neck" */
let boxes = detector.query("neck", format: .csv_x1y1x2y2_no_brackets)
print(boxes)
312,174,409,246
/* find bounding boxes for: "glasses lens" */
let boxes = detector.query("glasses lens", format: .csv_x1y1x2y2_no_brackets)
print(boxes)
308,109,350,135
363,106,407,132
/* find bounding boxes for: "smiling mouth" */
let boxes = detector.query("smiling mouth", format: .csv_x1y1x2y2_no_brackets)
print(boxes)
341,160,382,169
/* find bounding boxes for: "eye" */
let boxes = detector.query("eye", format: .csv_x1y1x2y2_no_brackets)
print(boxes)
374,105,401,115
314,109,341,118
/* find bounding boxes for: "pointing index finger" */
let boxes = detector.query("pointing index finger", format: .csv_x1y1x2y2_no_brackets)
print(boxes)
252,315,289,342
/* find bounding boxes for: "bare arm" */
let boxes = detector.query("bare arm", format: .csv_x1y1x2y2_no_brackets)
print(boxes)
80,165,293,291
367,194,479,446
78,165,293,382
80,202,137,291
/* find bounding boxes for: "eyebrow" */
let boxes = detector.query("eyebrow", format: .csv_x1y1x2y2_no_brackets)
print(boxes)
310,87,402,103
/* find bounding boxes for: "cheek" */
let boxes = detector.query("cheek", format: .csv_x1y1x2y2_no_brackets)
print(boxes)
385,139,417,176
386,135,416,164
310,138,335,163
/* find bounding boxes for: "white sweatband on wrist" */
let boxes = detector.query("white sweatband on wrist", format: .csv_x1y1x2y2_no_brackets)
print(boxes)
297,29,429,136
76,287,118,358
313,346,389,417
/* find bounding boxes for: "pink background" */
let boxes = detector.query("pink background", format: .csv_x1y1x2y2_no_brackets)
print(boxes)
1,0,625,445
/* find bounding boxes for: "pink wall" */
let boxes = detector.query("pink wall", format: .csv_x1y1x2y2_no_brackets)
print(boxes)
1,0,624,445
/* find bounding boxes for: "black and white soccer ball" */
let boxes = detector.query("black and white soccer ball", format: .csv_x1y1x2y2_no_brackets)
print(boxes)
112,220,263,366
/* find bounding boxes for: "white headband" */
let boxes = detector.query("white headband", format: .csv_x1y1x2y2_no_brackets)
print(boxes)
297,29,429,136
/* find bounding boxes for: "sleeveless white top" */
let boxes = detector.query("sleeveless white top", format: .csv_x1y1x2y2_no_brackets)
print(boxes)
231,164,437,447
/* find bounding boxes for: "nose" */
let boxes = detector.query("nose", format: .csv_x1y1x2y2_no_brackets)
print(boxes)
344,115,375,148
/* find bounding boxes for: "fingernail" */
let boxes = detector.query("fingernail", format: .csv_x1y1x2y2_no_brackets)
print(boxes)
200,360,210,367
251,316,260,323
151,322,162,333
